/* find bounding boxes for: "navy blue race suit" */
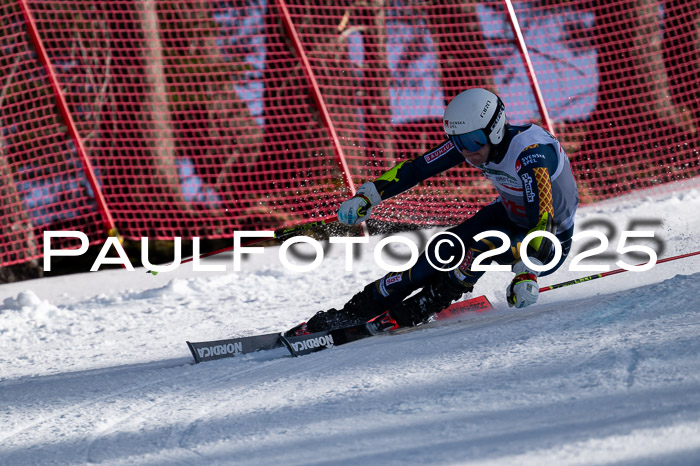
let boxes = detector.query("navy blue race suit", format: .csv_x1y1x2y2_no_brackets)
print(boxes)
304,123,579,332
366,123,579,310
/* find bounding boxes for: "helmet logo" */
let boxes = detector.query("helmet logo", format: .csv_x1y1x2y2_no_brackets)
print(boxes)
480,100,492,118
489,107,504,132
444,120,465,129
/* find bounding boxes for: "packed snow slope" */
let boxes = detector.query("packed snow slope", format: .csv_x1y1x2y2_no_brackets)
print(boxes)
1,186,700,466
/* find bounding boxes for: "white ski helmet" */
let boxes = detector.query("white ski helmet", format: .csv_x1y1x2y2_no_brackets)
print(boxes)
443,88,507,152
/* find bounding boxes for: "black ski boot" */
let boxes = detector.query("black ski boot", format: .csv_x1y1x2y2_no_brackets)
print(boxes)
305,283,385,332
391,277,472,328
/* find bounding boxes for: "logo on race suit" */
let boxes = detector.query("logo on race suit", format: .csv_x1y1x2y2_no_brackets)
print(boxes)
480,167,521,190
379,273,403,296
291,335,334,352
521,173,535,202
515,160,522,172
453,249,474,282
386,273,403,286
458,248,474,272
523,143,539,152
501,197,527,218
520,153,546,167
197,342,243,359
480,167,518,184
425,140,454,164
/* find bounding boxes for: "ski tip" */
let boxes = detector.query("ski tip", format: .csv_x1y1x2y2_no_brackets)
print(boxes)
186,341,200,363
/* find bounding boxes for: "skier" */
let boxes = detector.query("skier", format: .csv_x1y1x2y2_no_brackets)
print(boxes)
288,88,579,336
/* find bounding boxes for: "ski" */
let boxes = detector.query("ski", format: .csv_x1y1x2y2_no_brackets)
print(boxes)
279,318,390,357
187,332,283,363
187,295,493,363
435,294,491,320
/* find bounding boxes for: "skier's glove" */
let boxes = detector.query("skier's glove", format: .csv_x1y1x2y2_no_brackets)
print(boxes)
506,258,543,308
337,182,382,225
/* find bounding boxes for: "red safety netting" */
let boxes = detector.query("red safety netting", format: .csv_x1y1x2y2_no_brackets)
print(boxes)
1,0,698,267
1,1,105,266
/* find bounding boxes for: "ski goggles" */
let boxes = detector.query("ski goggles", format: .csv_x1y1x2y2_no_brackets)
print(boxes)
449,129,488,152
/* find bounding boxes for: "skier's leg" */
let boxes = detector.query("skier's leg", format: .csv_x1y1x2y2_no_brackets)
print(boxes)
306,202,508,332
390,203,521,326
305,251,439,332
451,215,574,285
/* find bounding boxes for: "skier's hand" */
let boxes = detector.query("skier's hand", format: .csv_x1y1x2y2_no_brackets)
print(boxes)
337,182,382,225
506,258,542,308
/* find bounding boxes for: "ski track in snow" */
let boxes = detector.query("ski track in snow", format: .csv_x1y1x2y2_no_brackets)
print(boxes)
1,186,700,465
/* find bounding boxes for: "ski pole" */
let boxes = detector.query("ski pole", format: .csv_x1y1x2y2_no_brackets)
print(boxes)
147,216,339,274
273,217,339,240
539,250,700,293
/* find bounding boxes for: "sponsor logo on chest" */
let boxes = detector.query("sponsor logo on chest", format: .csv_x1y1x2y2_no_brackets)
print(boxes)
480,167,520,189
